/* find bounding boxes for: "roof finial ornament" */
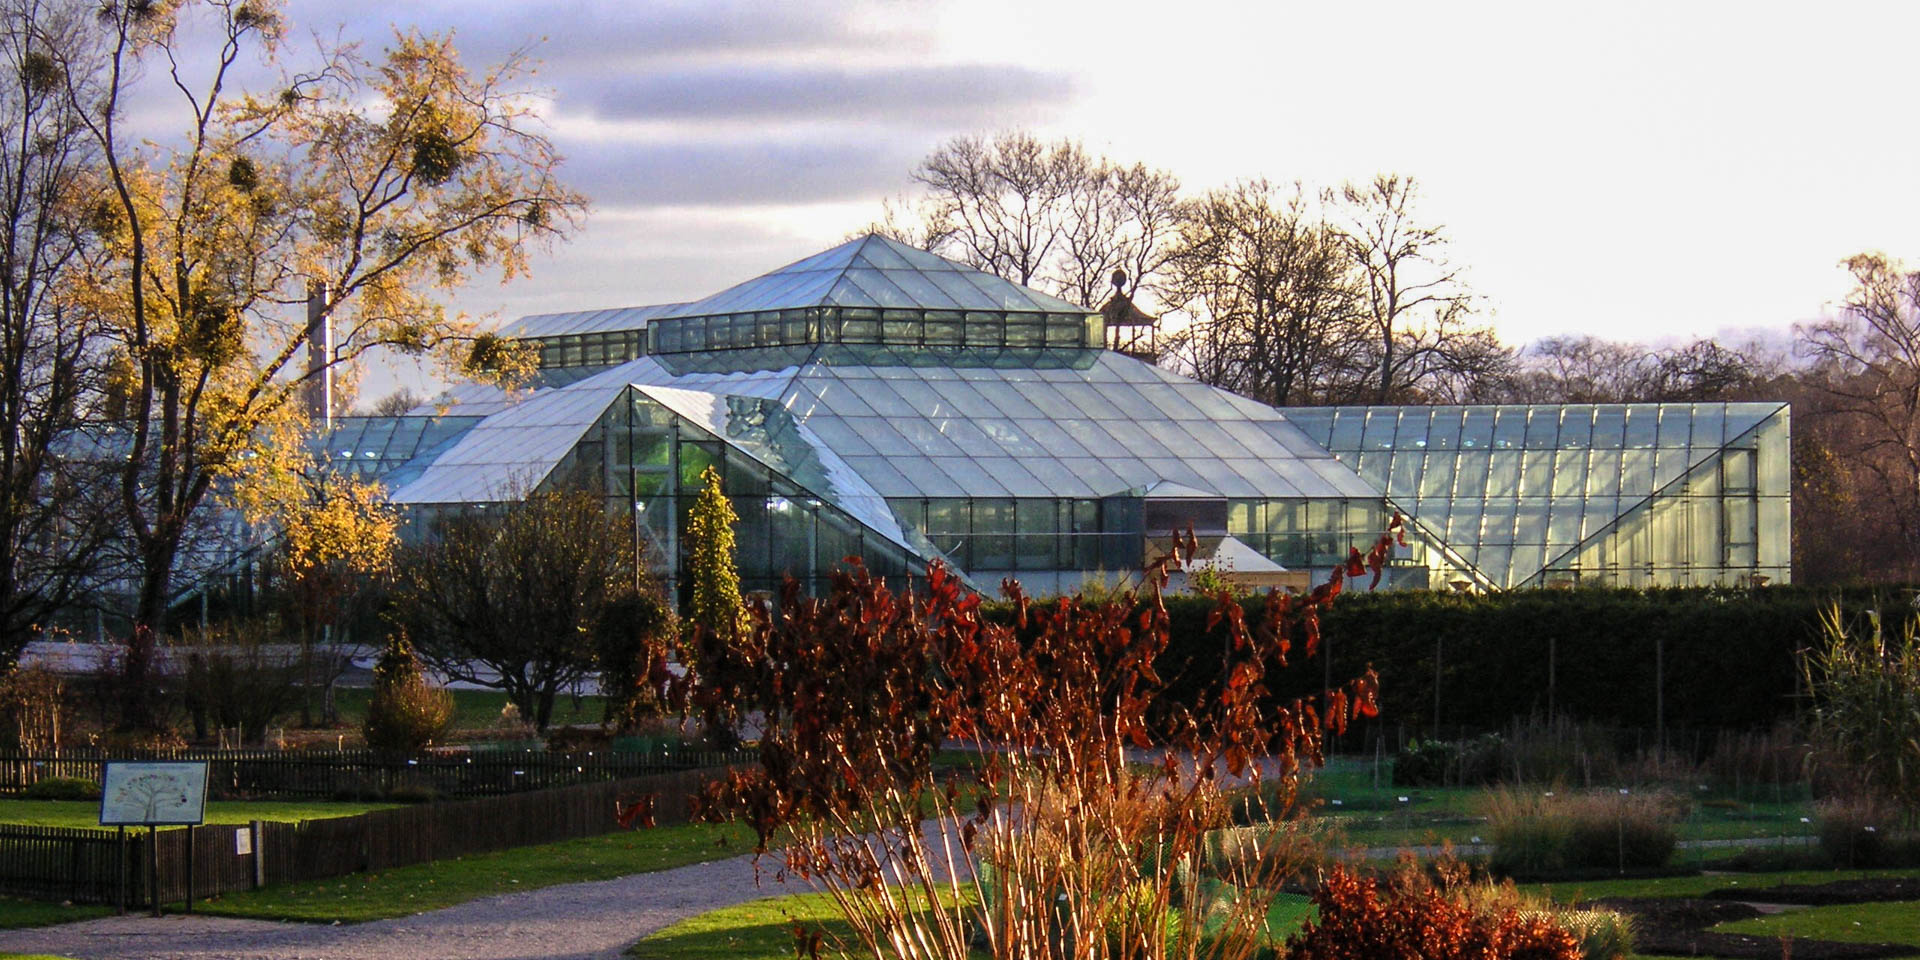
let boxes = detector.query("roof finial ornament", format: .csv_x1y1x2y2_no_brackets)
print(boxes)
1111,268,1128,293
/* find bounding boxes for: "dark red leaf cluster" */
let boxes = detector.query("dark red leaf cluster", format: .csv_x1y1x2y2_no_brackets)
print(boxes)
677,517,1402,862
1288,865,1581,960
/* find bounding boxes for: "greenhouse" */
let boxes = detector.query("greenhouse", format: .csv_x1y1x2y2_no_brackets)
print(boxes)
319,234,1790,596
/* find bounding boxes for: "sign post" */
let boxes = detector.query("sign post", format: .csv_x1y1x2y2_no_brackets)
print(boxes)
98,762,208,917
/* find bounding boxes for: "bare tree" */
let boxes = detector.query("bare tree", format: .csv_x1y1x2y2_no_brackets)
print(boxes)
367,386,423,417
392,489,646,732
908,132,1183,312
0,0,117,670
1160,181,1370,406
1501,335,1772,403
1338,174,1489,402
1797,252,1920,570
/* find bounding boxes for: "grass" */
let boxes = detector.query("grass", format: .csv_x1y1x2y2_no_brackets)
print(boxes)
0,799,397,831
0,954,83,959
0,896,110,930
629,887,1315,959
1711,898,1920,945
1294,756,1822,855
628,891,851,960
195,820,754,923
1520,866,1920,903
330,686,609,731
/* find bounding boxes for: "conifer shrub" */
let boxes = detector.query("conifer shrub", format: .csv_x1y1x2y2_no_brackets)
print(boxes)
363,632,452,752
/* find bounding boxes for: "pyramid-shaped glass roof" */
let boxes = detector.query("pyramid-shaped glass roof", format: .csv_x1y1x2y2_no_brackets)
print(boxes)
654,235,1092,318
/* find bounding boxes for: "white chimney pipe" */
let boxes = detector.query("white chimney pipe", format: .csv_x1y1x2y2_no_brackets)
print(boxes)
305,280,332,429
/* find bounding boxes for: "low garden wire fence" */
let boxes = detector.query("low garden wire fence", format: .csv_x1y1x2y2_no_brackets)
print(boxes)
0,744,754,800
0,762,746,908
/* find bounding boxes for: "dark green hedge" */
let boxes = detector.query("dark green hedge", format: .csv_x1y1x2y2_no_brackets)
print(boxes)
992,586,1917,735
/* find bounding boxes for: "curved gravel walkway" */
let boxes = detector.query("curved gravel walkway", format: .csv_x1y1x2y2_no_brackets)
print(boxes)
0,847,805,960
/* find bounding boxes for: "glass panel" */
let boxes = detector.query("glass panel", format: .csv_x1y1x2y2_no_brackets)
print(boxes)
1491,407,1527,449
1722,448,1754,492
1586,450,1622,498
1362,409,1400,449
1591,407,1626,448
1484,451,1521,498
1417,453,1455,498
1394,410,1433,448
1657,407,1693,447
1459,408,1496,450
1524,408,1562,448
1550,449,1588,498
1329,412,1365,450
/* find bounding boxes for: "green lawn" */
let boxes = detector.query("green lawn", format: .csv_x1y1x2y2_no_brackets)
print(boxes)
629,891,853,960
1293,757,1821,854
1521,867,1920,904
331,687,609,731
0,897,110,930
0,799,397,831
1712,898,1920,945
197,821,754,923
630,887,1313,960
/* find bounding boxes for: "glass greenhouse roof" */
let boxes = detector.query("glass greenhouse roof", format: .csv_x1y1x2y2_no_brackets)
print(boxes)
1284,403,1789,587
393,348,1376,533
654,235,1093,319
499,302,690,339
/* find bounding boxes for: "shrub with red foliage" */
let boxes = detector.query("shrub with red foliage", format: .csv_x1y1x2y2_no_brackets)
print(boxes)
1289,864,1582,960
667,519,1404,960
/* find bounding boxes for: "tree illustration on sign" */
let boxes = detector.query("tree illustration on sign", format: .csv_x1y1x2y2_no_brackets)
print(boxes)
113,773,189,822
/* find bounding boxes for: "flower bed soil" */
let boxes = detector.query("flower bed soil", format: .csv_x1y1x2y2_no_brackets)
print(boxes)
1594,878,1920,960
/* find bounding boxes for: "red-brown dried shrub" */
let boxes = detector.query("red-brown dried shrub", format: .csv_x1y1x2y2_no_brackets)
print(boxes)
674,522,1403,960
1288,863,1581,960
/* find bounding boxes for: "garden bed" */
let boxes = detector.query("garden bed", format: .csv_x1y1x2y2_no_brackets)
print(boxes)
1594,879,1920,960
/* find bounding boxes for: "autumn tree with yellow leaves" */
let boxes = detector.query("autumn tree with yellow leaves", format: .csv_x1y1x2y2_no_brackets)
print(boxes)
40,0,583,730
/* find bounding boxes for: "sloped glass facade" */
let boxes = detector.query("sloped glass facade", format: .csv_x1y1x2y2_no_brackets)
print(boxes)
546,387,926,599
1285,403,1791,588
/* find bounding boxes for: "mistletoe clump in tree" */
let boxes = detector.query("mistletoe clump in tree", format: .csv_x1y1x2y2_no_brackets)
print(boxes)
45,0,584,732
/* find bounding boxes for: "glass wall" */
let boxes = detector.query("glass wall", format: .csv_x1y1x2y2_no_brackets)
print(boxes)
528,330,648,369
648,306,1102,355
889,496,1138,574
1284,403,1791,589
548,387,923,598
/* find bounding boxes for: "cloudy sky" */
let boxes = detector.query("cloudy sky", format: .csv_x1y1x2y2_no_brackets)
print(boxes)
214,0,1920,401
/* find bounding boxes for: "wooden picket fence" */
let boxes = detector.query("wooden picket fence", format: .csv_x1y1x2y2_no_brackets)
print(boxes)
0,745,750,800
0,764,740,908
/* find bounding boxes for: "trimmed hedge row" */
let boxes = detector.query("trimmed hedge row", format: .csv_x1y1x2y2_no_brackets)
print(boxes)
993,586,1916,735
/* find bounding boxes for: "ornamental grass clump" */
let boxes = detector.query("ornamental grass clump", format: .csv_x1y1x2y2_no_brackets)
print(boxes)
676,520,1405,960
1483,787,1679,876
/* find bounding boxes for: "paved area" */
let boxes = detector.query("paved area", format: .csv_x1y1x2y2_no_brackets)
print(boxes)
0,829,1820,959
0,848,803,960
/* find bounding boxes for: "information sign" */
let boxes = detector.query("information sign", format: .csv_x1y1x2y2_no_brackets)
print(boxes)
98,761,209,826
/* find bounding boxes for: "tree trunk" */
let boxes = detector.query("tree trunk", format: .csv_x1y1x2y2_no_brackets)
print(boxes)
121,552,176,734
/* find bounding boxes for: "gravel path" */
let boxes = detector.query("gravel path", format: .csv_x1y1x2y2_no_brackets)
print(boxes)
0,848,807,960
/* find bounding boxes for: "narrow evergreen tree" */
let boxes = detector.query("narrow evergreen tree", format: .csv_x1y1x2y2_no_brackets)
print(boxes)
687,465,745,641
684,465,746,745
